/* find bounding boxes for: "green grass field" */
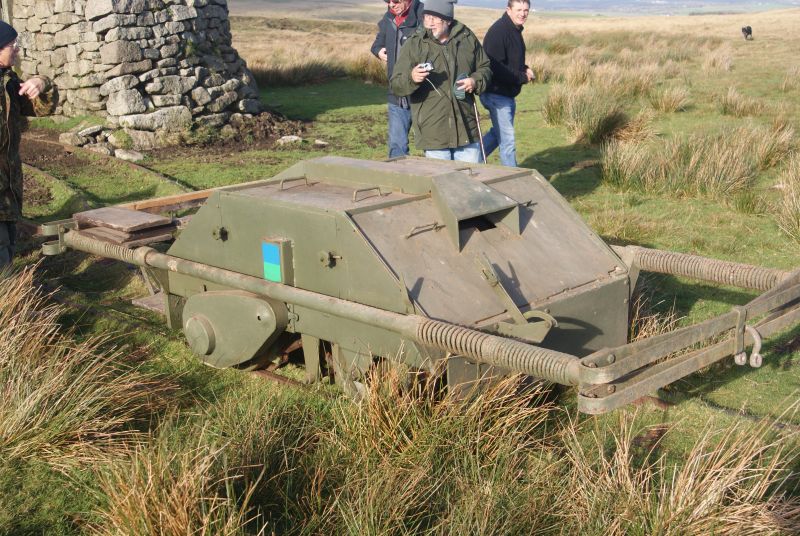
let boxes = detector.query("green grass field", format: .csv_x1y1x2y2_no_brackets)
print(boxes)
4,6,800,534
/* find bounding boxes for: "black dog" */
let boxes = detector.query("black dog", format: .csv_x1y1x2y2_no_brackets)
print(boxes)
742,26,753,40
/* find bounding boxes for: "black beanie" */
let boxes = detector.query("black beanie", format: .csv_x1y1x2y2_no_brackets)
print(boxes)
0,21,17,49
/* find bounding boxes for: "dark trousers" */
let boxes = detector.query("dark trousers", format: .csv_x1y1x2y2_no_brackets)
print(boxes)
0,221,16,269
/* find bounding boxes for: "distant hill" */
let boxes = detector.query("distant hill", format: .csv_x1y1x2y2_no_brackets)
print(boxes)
461,0,800,15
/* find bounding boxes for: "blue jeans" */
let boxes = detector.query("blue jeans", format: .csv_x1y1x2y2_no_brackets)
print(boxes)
387,102,412,158
480,93,517,167
425,142,482,163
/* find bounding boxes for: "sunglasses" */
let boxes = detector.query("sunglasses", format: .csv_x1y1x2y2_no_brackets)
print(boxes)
2,39,19,51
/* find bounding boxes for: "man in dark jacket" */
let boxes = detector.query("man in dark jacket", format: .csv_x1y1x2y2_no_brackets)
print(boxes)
481,0,535,167
389,0,491,163
371,0,424,158
0,21,53,269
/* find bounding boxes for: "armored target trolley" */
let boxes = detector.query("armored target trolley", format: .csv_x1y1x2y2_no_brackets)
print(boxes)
40,157,800,413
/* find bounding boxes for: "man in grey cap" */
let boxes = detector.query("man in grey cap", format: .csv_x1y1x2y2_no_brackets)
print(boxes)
371,0,425,158
389,0,491,163
0,20,53,269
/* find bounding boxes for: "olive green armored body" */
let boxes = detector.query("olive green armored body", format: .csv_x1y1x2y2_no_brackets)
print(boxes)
41,157,800,413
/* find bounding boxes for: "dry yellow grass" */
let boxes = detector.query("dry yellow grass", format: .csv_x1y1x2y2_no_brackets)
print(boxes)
718,86,766,117
648,86,691,113
777,155,800,243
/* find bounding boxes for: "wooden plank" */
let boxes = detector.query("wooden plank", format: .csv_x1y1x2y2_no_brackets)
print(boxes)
116,177,279,213
74,206,172,232
131,293,166,315
119,190,213,212
80,223,176,242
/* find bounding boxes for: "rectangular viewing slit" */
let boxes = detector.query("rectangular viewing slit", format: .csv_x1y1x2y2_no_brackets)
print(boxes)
459,216,497,233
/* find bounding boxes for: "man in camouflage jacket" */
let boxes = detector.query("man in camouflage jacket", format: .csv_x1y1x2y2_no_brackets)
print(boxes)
0,21,53,269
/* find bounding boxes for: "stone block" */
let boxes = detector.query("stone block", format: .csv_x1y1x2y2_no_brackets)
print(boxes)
194,112,229,129
59,132,89,146
119,105,192,132
107,89,148,116
115,149,145,162
54,12,82,25
206,91,237,113
100,74,139,96
238,99,262,115
27,17,43,32
93,14,134,33
168,5,197,21
66,59,95,77
160,43,181,57
138,69,160,83
34,0,54,18
54,0,75,13
35,33,55,50
144,75,196,95
86,143,115,156
76,73,106,88
86,0,146,20
78,125,105,137
85,0,114,20
190,86,211,105
53,24,80,46
122,129,159,150
75,87,103,103
137,12,155,26
221,79,241,93
151,94,182,107
105,59,153,78
101,41,143,64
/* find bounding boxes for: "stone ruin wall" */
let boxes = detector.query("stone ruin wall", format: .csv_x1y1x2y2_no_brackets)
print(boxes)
12,0,262,149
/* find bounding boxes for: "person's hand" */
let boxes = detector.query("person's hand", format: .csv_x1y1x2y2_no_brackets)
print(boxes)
19,77,45,99
526,68,535,82
411,65,430,83
378,48,388,62
456,77,476,93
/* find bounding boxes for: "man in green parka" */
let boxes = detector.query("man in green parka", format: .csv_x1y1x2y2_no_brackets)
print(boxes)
389,0,491,162
0,20,53,269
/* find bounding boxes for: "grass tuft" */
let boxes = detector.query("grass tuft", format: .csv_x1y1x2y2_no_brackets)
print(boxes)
613,109,656,143
564,87,629,144
601,123,793,203
703,46,734,72
0,268,178,470
90,432,261,536
648,85,691,113
777,155,800,243
780,66,800,92
718,86,765,117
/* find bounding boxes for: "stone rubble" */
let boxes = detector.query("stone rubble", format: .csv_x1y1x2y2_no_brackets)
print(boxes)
14,0,263,149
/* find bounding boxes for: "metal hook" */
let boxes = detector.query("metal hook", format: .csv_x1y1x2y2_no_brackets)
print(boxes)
746,325,763,368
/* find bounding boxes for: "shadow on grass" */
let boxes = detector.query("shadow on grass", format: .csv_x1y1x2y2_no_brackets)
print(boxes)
261,78,387,120
520,142,603,199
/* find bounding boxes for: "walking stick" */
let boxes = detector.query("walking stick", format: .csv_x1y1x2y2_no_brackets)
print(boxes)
472,99,487,164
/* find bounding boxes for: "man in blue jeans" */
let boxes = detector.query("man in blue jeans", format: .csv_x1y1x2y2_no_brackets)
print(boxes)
371,0,424,158
481,0,535,167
